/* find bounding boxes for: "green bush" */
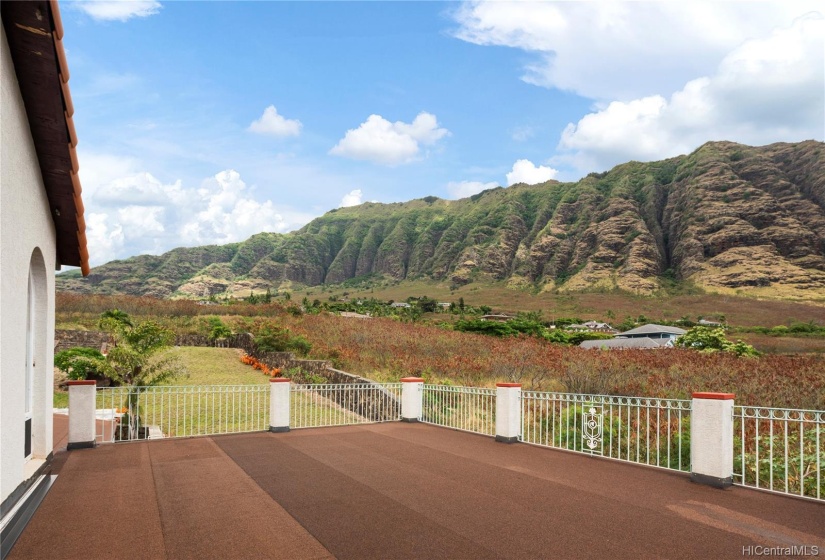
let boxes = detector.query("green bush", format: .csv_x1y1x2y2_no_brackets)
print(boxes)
255,326,312,356
54,347,105,380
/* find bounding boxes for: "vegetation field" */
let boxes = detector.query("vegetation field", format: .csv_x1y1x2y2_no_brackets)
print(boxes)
290,279,825,328
54,293,825,410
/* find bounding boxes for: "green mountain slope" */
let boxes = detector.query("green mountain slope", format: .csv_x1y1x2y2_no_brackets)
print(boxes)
57,140,825,301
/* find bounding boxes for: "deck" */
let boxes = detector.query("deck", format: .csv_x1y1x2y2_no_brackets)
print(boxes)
11,421,825,559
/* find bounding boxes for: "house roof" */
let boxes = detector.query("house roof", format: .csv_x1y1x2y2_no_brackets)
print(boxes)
580,337,667,350
340,312,371,319
2,0,89,275
617,324,686,337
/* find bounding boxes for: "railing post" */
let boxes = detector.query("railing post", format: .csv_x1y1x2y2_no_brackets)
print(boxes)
400,377,424,422
690,392,734,488
67,380,97,450
495,383,522,443
269,378,291,433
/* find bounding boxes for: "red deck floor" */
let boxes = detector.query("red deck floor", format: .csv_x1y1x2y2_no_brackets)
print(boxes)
12,422,825,559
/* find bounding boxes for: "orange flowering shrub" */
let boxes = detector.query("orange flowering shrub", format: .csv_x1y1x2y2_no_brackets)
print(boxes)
240,353,282,377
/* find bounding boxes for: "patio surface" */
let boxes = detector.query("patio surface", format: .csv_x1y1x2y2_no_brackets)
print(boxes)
11,422,825,559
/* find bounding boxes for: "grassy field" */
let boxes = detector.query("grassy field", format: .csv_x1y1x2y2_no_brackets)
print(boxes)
164,347,270,386
290,279,825,327
53,347,270,408
55,347,369,438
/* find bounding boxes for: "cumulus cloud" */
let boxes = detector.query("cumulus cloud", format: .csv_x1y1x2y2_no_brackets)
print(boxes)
77,0,162,22
330,112,449,165
248,105,302,137
506,160,558,186
446,181,498,199
339,189,363,207
78,153,312,265
452,1,821,100
558,14,825,172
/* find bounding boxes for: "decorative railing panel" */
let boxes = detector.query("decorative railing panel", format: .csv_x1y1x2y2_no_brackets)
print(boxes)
733,406,824,500
421,385,496,436
521,392,691,473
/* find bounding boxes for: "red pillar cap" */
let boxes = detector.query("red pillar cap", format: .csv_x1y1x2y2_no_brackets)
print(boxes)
692,392,735,400
66,380,96,386
269,378,291,383
496,383,522,388
401,377,425,383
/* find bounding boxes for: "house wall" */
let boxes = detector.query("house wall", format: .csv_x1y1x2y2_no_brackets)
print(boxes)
1,26,58,506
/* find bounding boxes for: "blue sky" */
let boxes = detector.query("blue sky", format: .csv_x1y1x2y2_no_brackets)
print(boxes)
62,1,824,265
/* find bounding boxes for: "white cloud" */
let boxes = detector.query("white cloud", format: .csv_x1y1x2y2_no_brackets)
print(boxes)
446,181,497,199
339,189,363,207
85,212,124,263
77,1,162,22
506,160,558,186
452,1,821,100
558,14,825,172
330,112,449,165
511,126,534,142
248,105,302,137
78,153,313,265
180,170,288,245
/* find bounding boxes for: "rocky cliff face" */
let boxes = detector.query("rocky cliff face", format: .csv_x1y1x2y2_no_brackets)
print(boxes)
57,141,825,301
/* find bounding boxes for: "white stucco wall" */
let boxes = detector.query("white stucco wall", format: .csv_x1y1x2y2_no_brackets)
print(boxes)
1,26,58,505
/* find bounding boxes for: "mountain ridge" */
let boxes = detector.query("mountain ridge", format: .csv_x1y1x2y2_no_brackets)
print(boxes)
57,140,825,302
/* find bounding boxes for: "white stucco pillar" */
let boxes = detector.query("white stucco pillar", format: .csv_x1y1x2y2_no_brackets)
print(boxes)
400,377,424,422
67,380,96,450
269,378,291,433
495,383,521,443
690,392,734,488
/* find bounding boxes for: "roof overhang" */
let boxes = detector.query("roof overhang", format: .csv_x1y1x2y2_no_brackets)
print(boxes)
2,0,89,275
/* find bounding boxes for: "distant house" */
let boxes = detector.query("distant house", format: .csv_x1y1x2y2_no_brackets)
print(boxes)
2,0,89,547
569,321,616,333
580,338,668,350
580,324,686,350
340,312,371,319
390,302,411,308
480,314,513,322
698,319,722,327
616,324,686,341
437,302,451,309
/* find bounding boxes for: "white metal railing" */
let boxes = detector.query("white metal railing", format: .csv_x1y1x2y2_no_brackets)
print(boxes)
95,385,269,443
290,383,401,429
733,406,824,501
521,392,692,473
421,385,496,436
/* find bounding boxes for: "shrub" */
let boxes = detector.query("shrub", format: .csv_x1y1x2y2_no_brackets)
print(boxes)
54,347,105,380
676,326,760,357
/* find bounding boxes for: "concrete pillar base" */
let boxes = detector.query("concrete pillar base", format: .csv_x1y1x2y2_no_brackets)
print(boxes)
269,426,290,433
494,435,518,443
400,417,419,423
67,441,95,450
690,473,732,488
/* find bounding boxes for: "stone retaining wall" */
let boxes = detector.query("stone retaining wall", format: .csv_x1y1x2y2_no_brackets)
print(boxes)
55,330,111,353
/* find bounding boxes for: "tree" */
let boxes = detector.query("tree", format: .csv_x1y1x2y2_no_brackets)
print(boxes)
207,317,232,342
73,319,186,439
675,326,759,357
54,347,106,381
99,308,133,329
418,296,438,313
